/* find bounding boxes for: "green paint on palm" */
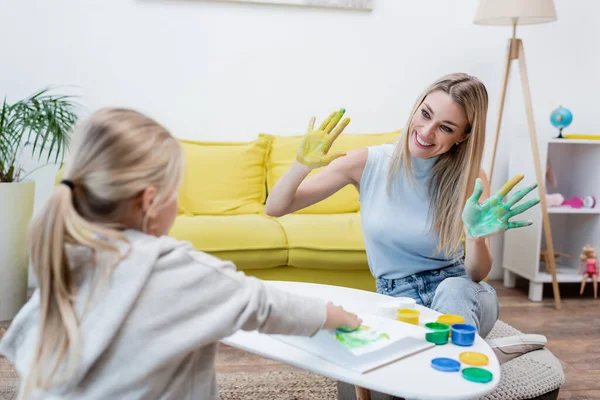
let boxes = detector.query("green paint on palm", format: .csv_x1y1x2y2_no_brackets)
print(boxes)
462,175,540,238
335,325,391,350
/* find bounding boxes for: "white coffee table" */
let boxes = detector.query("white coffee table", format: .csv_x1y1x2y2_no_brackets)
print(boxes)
221,281,500,400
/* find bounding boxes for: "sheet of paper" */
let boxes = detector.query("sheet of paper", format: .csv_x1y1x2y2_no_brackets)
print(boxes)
270,314,434,373
334,321,394,356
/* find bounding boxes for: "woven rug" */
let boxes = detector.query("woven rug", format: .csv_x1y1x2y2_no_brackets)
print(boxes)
0,356,18,400
0,358,336,400
218,371,337,400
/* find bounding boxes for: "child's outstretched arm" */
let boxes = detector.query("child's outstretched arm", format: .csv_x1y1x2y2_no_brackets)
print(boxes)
136,245,361,355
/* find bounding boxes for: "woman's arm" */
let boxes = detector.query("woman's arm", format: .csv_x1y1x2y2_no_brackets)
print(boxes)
265,148,367,217
464,169,493,282
266,108,368,217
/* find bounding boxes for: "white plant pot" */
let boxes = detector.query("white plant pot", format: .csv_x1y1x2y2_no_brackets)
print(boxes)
0,181,35,321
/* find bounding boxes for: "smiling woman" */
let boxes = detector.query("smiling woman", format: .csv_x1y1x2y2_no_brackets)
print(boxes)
387,74,489,260
265,73,545,359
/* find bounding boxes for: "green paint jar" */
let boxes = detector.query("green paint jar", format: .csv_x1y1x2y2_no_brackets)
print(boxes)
424,322,450,345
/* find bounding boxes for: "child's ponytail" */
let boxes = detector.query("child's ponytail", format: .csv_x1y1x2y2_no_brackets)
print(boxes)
21,181,125,398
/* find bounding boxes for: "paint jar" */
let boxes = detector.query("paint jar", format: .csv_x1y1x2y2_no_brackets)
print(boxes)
451,323,477,346
397,308,420,325
424,322,450,345
395,297,416,310
436,314,465,337
376,302,400,320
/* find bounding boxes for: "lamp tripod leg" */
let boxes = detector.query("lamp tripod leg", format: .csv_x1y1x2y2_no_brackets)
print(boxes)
518,40,562,309
488,39,514,182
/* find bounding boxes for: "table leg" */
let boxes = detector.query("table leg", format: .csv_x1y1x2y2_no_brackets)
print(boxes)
355,386,371,400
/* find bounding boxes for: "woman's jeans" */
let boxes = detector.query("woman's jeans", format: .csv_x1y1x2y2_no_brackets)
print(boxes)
376,263,499,338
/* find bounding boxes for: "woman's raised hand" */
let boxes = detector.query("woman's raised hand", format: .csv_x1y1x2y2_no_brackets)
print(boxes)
462,174,540,238
296,108,350,169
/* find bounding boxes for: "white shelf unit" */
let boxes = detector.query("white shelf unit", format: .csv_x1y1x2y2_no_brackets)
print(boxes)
503,136,600,301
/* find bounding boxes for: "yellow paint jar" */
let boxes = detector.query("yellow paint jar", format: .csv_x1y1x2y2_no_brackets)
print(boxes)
436,314,465,337
397,308,420,325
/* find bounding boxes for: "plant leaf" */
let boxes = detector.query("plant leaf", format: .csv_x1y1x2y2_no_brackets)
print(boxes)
0,87,81,182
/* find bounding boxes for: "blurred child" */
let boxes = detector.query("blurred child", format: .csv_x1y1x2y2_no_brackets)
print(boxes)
0,108,361,399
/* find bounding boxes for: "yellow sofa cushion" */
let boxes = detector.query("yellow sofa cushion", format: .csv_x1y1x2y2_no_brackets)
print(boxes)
178,136,270,215
277,213,368,270
168,214,288,270
263,131,399,214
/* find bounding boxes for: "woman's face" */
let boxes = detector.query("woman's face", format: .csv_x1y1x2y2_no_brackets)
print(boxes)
408,90,469,159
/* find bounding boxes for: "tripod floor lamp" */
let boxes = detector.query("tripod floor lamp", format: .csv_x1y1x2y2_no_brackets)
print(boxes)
474,0,562,309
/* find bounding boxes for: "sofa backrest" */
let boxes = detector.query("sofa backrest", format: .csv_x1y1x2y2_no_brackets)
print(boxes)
261,131,400,214
56,130,401,216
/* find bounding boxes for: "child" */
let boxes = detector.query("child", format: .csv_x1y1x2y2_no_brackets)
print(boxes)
0,108,361,400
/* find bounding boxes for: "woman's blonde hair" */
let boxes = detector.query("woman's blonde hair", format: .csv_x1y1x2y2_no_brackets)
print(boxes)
21,108,185,398
387,73,488,258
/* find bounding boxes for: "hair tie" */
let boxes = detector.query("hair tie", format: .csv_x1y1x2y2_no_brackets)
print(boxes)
61,179,74,190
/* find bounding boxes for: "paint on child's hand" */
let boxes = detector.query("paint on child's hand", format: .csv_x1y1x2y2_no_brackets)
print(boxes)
336,325,358,333
296,108,350,169
462,175,540,238
335,325,390,350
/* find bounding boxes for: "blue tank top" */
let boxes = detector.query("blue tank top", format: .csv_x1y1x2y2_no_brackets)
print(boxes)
359,143,464,279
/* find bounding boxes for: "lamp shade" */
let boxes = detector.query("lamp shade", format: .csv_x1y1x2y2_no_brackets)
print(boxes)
474,0,557,26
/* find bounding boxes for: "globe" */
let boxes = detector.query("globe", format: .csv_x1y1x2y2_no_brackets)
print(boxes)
550,106,573,138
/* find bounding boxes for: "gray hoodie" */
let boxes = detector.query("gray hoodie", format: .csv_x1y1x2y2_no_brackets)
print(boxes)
0,230,327,399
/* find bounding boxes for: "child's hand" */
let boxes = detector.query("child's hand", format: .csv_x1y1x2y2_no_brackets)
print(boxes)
323,301,362,331
296,108,350,169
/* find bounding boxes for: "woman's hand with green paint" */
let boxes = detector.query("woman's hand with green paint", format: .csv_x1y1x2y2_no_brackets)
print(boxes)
462,174,540,239
296,108,350,169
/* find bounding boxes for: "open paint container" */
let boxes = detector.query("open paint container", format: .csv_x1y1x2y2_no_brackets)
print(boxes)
436,314,465,337
451,323,477,346
376,298,417,320
395,297,416,310
376,302,400,320
424,322,450,345
397,309,420,325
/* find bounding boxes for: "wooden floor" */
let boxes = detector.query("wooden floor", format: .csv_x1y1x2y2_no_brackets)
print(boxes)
217,279,600,400
489,279,600,400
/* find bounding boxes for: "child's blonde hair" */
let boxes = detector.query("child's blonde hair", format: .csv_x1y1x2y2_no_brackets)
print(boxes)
22,107,185,398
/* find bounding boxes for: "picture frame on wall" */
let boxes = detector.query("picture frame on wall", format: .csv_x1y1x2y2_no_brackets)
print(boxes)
209,0,374,10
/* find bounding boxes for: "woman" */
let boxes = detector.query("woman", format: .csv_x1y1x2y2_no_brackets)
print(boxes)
266,73,546,362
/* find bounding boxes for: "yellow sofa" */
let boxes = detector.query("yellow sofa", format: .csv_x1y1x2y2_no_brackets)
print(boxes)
170,131,400,292
56,131,400,291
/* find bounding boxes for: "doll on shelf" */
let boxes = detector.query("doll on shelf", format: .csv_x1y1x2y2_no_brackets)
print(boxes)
576,245,598,299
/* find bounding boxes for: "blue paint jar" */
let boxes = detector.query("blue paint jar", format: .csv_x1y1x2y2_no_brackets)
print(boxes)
451,323,477,346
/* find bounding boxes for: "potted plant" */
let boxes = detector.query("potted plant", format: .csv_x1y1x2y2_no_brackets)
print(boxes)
0,87,80,320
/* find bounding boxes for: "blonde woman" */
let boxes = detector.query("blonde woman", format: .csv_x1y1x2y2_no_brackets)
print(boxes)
267,73,546,362
0,108,361,399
